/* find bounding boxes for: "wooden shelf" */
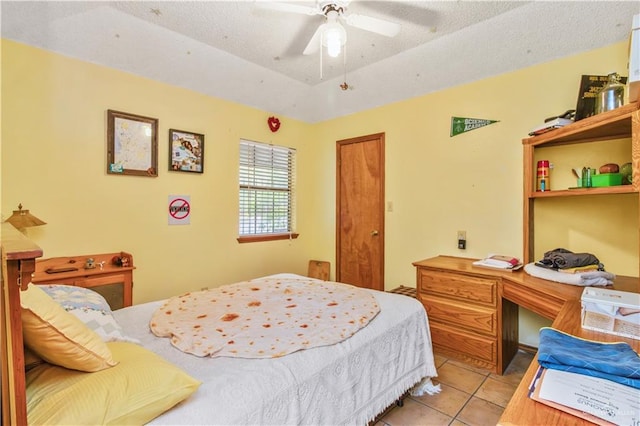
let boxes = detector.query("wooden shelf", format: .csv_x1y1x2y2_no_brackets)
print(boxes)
528,185,638,198
523,102,637,147
522,101,640,266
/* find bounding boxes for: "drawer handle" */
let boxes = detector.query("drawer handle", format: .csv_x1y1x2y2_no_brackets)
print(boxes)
45,267,79,274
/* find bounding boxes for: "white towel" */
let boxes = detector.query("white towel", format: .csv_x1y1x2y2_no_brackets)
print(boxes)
524,263,615,286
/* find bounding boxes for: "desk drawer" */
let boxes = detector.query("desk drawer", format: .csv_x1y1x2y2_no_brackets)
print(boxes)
429,322,496,366
419,294,496,336
419,269,497,306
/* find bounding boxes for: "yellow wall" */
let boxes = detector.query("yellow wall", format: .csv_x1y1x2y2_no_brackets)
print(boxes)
316,40,634,283
2,39,634,345
1,39,330,303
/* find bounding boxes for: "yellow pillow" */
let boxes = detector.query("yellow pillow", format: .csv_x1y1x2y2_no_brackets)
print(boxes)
23,346,44,371
21,283,116,372
26,342,201,425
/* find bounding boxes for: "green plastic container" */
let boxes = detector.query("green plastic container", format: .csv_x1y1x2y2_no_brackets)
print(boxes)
591,173,622,187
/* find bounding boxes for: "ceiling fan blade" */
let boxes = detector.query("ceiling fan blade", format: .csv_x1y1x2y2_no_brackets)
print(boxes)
303,23,325,55
345,13,401,37
253,0,320,16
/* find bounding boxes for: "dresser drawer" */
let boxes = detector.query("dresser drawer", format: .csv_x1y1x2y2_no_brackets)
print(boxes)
418,294,496,336
419,269,497,306
429,322,496,366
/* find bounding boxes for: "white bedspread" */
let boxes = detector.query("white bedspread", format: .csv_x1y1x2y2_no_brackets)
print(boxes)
114,274,437,425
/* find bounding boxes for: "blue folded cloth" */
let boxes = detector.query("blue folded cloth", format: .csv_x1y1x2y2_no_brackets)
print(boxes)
538,327,640,389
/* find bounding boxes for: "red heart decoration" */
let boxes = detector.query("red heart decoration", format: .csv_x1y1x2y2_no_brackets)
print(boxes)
268,116,281,132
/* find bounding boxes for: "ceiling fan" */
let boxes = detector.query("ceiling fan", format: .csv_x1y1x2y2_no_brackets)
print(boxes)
256,0,401,58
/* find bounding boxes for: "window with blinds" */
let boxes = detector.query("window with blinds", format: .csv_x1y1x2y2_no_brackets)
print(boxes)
238,139,296,239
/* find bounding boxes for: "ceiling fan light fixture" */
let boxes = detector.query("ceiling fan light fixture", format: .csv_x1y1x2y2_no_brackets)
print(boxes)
322,22,346,58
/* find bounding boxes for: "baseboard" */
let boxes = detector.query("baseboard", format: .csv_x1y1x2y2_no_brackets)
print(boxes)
518,342,538,354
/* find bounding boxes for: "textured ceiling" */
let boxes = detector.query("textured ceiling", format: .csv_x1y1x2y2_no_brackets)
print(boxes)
2,1,639,123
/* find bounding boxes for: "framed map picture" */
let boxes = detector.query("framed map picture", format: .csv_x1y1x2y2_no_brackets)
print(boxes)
107,110,158,177
169,129,204,173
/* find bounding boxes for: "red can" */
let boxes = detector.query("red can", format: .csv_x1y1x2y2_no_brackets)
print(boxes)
537,160,550,191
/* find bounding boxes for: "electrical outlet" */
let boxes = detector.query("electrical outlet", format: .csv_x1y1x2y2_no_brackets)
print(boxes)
457,230,466,250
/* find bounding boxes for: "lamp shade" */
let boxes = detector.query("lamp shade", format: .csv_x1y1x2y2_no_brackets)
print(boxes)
4,204,46,230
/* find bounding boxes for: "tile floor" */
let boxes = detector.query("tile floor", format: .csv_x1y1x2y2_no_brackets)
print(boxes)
375,349,535,426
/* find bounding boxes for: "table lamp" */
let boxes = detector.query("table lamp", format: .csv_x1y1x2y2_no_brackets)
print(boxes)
4,203,46,231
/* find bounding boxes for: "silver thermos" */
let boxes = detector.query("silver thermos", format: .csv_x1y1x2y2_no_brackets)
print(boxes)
595,72,624,114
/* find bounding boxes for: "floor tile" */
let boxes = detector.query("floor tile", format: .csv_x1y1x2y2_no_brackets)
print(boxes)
455,396,504,426
379,398,453,426
433,352,448,369
376,348,535,425
434,362,487,394
410,382,471,417
446,358,491,376
490,350,535,386
474,377,518,408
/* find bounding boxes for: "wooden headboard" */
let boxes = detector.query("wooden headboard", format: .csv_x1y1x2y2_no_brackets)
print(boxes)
1,222,43,425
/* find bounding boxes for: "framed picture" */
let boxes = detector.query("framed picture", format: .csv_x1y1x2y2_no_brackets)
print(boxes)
107,110,158,177
169,129,205,173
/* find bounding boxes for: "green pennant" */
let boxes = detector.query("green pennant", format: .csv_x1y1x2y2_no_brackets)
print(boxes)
450,117,499,137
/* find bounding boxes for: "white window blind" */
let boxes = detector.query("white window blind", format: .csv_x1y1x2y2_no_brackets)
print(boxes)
239,139,296,236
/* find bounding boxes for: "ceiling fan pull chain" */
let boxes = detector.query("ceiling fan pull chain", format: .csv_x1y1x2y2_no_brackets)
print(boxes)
341,44,349,91
343,44,347,80
344,43,347,71
320,30,324,80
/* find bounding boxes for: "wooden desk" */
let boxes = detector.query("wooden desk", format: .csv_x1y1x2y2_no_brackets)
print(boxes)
412,256,640,425
499,298,640,425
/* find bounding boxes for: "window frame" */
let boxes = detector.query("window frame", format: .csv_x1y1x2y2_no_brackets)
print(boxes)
237,139,298,243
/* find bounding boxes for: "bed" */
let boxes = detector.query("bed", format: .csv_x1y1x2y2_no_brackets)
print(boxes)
1,230,437,425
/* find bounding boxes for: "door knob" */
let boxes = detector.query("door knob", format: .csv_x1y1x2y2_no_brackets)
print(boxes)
371,230,379,236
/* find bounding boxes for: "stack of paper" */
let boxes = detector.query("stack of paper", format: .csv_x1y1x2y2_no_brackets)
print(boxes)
528,118,574,136
529,367,640,425
472,255,523,271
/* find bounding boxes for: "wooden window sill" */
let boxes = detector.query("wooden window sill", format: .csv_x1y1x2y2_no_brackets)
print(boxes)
237,233,299,243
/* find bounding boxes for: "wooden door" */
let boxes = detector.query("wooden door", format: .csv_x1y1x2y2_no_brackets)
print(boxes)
336,133,384,290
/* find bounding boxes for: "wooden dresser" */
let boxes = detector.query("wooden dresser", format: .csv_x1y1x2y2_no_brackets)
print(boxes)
412,254,640,424
31,252,134,309
414,256,518,374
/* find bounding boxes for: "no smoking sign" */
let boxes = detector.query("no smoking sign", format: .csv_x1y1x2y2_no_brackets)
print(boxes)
168,195,191,225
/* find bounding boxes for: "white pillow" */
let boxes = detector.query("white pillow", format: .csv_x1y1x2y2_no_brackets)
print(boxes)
40,285,138,344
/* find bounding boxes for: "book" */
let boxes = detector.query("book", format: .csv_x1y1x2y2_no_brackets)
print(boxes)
472,255,523,271
528,118,574,136
528,366,640,425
